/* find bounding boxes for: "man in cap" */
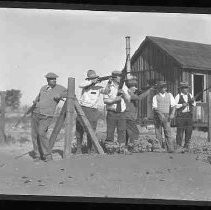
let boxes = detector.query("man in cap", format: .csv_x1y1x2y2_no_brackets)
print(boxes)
74,70,109,154
125,76,155,147
31,72,67,162
152,81,176,153
175,81,196,152
103,71,131,152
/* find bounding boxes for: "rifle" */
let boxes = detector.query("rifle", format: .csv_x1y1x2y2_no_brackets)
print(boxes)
13,103,37,128
83,75,112,90
134,79,158,95
115,54,130,112
193,86,211,101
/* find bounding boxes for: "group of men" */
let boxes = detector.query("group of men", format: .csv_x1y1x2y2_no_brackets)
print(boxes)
29,70,196,162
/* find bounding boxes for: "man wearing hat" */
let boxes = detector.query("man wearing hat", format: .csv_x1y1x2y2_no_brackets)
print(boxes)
74,70,109,154
31,72,67,162
175,81,196,152
152,81,176,152
103,71,131,151
124,76,140,146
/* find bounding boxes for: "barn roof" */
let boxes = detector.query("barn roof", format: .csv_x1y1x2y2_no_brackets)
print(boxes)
131,36,211,71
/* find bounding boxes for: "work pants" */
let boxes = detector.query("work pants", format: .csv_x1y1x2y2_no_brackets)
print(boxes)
154,112,174,152
75,106,100,153
126,119,139,145
176,112,193,148
106,111,126,144
31,113,53,159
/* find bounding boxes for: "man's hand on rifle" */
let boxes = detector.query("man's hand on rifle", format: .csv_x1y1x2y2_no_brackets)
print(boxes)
169,113,175,120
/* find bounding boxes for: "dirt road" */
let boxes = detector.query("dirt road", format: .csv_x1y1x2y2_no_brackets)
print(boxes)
0,142,211,202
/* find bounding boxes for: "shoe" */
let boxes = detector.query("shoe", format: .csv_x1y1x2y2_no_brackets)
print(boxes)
71,146,77,154
123,148,132,155
33,157,41,162
43,155,53,162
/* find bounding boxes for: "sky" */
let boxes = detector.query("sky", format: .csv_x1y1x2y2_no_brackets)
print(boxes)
0,8,211,107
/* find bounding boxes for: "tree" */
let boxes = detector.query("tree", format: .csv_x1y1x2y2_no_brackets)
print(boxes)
5,89,22,110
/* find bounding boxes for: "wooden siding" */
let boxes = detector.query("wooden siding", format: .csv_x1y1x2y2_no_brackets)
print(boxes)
131,40,209,126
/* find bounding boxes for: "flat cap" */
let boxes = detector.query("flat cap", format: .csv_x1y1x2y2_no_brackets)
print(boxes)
45,72,58,79
157,81,167,87
127,79,138,87
111,71,122,77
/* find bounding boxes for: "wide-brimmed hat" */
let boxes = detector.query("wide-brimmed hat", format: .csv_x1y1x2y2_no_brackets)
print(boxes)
111,71,122,77
86,70,99,80
178,81,190,89
45,72,58,79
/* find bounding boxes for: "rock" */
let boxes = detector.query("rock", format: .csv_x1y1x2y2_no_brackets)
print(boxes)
24,179,32,184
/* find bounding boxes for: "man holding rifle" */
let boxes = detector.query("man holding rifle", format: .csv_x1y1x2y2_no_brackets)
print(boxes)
175,81,196,152
103,71,131,153
74,70,110,154
31,72,67,162
152,81,175,153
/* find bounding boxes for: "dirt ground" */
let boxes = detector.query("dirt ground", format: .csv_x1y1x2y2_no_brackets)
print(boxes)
0,118,211,202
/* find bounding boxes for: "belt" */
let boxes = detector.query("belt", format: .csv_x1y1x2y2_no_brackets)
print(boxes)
81,106,97,110
107,110,122,113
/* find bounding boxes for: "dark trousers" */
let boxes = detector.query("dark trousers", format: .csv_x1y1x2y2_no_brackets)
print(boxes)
106,111,126,144
154,113,174,151
75,106,99,153
31,113,53,158
126,119,139,145
176,112,193,148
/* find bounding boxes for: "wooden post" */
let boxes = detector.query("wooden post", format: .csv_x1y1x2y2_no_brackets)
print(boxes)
49,101,66,150
74,99,105,155
208,92,211,142
0,91,6,144
64,77,75,158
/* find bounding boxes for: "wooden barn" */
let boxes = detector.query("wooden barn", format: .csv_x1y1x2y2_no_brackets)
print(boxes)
130,36,211,127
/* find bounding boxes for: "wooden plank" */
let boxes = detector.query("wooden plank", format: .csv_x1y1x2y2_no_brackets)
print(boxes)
64,78,75,158
0,91,6,144
49,101,66,150
74,99,104,155
208,92,211,142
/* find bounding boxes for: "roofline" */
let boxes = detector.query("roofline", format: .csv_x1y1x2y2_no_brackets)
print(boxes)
131,36,182,68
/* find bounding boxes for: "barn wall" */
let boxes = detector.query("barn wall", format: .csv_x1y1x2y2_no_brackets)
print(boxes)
131,41,182,121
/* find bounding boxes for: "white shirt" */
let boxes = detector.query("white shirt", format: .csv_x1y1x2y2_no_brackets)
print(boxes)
152,92,175,109
79,80,105,109
175,93,196,112
103,82,130,112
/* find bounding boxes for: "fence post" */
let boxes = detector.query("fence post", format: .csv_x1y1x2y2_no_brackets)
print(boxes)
0,91,6,144
49,101,66,150
208,92,211,142
64,77,75,158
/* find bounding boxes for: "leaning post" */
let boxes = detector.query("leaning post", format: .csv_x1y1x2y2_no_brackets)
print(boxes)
63,77,75,158
0,91,6,144
208,91,211,142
